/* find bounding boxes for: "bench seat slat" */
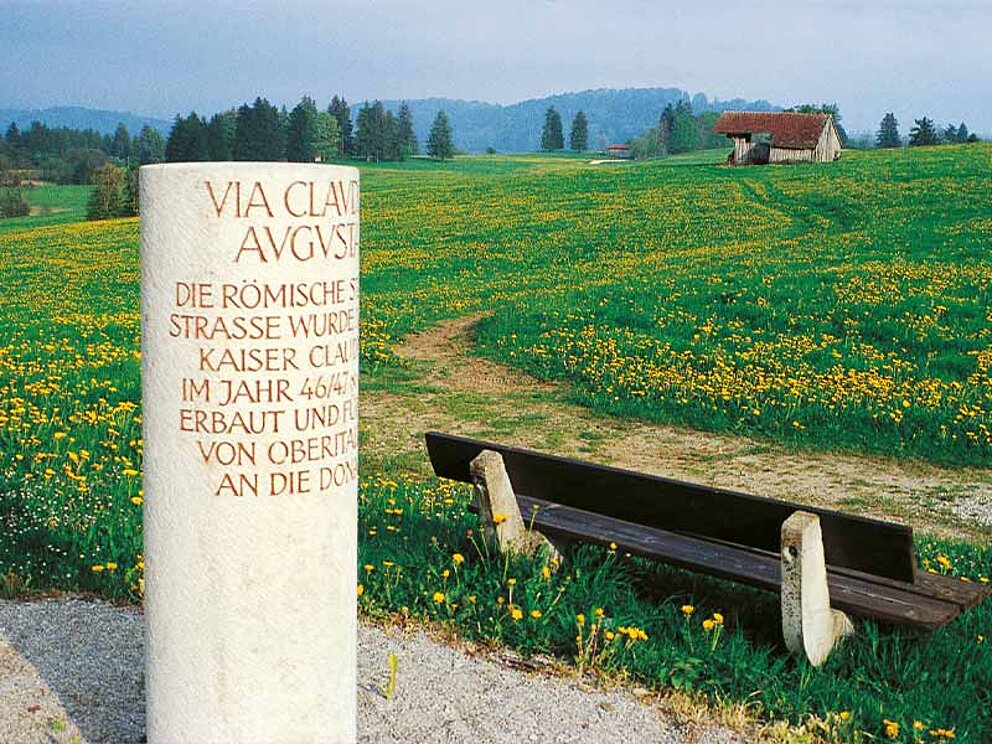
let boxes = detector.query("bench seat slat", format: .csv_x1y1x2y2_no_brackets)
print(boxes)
667,530,989,614
518,496,968,631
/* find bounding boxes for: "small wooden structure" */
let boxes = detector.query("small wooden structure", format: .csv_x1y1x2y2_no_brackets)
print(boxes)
714,111,842,165
604,144,633,159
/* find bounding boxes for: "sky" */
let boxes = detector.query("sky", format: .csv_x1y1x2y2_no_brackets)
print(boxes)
2,0,991,134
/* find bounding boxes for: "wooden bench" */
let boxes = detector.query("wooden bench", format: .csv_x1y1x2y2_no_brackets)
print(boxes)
426,431,989,664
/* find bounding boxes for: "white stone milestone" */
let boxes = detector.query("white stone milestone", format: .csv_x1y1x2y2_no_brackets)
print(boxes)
140,163,359,743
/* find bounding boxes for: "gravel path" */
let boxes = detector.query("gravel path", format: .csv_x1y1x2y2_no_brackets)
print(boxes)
0,597,743,744
952,495,992,527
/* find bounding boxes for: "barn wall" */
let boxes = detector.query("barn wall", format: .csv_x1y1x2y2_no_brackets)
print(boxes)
731,136,770,165
769,147,813,163
813,121,842,162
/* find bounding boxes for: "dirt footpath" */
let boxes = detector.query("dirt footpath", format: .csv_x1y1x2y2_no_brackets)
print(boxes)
364,316,992,542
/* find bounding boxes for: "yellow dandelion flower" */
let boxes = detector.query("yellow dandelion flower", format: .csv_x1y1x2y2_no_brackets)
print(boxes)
712,612,724,625
681,604,695,616
91,565,105,572
492,513,508,525
131,496,143,505
363,564,375,573
839,711,851,721
452,553,465,565
530,610,542,619
510,607,523,621
703,619,716,631
432,591,445,603
883,719,900,739
106,562,117,570
357,583,364,597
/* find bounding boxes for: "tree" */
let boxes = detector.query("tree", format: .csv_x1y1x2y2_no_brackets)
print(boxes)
876,113,901,148
908,117,938,146
110,123,131,162
569,111,588,151
59,148,108,184
87,163,126,220
668,105,699,154
5,122,20,147
313,112,340,161
354,101,386,161
165,113,209,162
630,127,663,160
286,95,320,162
656,100,692,153
396,102,419,157
955,122,971,144
541,107,564,151
426,110,454,161
134,125,166,164
328,96,353,154
233,97,285,161
121,165,140,216
383,109,400,161
206,111,237,160
658,103,676,152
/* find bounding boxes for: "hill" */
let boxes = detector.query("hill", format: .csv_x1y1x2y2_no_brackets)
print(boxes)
0,106,172,136
1,88,777,153
382,88,778,152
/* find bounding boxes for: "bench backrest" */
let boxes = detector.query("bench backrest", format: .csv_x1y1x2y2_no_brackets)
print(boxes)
425,431,917,583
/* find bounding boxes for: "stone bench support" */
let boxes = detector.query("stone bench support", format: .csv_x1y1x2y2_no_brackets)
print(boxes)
781,510,855,666
469,449,560,561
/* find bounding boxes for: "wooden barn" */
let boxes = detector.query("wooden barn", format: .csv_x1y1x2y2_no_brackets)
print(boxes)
713,111,842,165
605,143,633,159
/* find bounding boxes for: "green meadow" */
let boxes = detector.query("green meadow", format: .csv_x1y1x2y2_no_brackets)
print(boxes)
0,147,990,740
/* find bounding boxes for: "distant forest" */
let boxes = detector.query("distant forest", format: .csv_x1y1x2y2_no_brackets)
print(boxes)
0,89,983,221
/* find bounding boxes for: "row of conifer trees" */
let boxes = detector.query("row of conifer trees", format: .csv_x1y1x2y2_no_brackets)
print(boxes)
164,96,455,164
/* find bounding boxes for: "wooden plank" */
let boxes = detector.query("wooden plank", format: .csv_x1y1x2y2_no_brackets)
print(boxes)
910,572,990,611
515,496,960,630
427,432,918,583
826,563,991,612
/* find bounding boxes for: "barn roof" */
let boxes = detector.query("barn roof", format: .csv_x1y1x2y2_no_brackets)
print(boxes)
713,111,830,149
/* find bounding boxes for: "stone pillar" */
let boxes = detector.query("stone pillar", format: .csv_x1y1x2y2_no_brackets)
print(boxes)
140,163,360,743
781,511,854,667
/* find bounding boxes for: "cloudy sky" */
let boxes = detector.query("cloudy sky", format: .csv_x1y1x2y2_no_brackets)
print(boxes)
3,0,990,133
